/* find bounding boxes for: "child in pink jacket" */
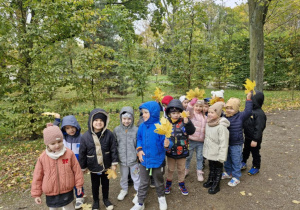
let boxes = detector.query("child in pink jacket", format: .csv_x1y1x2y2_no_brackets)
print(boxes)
31,126,84,210
185,98,207,181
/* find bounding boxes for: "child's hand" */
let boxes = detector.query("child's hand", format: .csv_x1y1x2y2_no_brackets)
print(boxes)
35,197,42,204
246,92,252,100
164,138,170,148
183,117,188,124
111,165,117,171
251,141,257,147
54,113,60,119
138,150,145,162
190,98,198,106
76,188,82,196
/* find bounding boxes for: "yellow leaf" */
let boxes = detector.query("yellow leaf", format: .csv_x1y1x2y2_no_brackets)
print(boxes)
105,169,117,179
41,112,58,116
243,79,256,95
152,87,164,102
240,191,246,196
209,97,225,105
154,117,173,138
81,203,92,209
181,111,190,118
292,200,300,204
186,88,205,100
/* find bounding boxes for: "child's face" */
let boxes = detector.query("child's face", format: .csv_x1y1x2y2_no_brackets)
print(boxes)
169,111,181,120
142,110,150,122
93,119,105,132
194,103,203,114
225,106,236,117
203,104,209,113
122,117,132,127
64,125,76,136
182,100,189,110
208,109,219,121
48,140,63,153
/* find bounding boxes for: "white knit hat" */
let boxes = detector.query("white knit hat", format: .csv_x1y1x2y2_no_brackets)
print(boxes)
211,90,224,98
179,95,188,103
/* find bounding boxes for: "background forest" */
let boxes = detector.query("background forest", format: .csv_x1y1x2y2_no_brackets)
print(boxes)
0,0,300,140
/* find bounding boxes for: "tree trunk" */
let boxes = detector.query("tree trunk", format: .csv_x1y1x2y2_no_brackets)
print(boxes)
249,0,271,91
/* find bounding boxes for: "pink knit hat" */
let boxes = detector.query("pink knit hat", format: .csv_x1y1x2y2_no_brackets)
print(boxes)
209,102,225,117
43,126,63,145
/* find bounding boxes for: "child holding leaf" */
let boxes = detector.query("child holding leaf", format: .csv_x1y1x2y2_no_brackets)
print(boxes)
79,108,118,210
131,101,167,210
164,99,195,196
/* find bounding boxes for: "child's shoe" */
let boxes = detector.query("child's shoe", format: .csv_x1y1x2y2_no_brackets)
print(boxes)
221,172,232,179
130,203,145,210
150,176,155,188
103,199,114,210
248,167,259,175
75,197,84,209
158,196,167,210
117,189,128,201
92,200,99,210
241,162,247,170
185,168,189,177
132,192,138,204
178,182,189,195
165,180,172,194
228,177,240,187
197,170,204,182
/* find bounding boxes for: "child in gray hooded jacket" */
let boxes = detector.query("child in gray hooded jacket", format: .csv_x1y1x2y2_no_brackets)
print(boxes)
113,106,140,203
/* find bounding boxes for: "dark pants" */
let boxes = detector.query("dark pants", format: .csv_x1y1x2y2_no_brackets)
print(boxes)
242,138,261,169
90,172,109,201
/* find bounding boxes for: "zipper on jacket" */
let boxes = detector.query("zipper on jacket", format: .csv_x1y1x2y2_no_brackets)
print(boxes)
56,160,60,194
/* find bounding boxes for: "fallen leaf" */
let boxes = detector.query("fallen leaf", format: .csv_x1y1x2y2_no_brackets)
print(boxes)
248,193,252,196
278,174,282,177
268,178,272,181
81,203,92,209
292,200,300,204
240,191,246,196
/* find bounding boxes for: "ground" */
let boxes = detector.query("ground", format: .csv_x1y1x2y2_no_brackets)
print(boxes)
0,109,300,210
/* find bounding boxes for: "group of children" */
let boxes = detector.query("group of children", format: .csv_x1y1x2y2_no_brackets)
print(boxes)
31,89,266,210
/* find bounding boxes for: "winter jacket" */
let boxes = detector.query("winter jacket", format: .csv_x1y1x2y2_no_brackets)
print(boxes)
186,103,207,142
54,115,82,160
203,118,230,162
243,91,267,143
137,101,166,168
113,106,139,167
31,148,84,197
226,100,253,146
79,108,118,173
165,99,196,159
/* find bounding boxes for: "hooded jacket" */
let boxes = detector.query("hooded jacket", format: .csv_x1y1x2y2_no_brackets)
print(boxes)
54,115,81,160
243,91,267,143
203,117,230,162
165,99,196,159
79,108,118,173
113,106,139,167
137,101,166,168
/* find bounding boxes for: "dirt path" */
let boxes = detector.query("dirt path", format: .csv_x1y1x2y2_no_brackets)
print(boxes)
1,109,300,210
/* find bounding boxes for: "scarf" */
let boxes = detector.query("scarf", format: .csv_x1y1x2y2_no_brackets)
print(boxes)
46,146,66,160
207,117,220,127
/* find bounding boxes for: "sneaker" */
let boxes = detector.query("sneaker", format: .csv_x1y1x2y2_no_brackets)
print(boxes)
241,162,247,170
178,182,189,195
228,177,240,187
165,180,172,194
197,170,204,182
158,196,167,210
132,193,138,204
248,167,259,175
92,200,99,210
117,189,128,201
185,168,189,177
130,203,145,210
75,197,84,209
221,172,232,179
150,176,155,188
103,199,114,210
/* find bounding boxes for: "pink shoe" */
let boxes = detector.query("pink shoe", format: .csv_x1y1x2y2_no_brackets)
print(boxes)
197,170,204,182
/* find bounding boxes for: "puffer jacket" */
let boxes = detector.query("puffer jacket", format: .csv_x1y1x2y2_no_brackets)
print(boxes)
243,91,267,143
226,99,253,146
113,106,139,166
186,103,207,142
31,148,84,197
79,108,118,173
54,115,82,160
137,101,166,168
203,118,230,162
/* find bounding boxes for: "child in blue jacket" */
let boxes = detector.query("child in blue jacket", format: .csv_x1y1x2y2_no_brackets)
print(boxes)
130,101,167,210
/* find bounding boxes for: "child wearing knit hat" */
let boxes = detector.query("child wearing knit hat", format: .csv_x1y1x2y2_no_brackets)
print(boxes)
31,126,84,209
203,102,230,194
161,95,174,118
79,108,118,210
222,92,252,187
179,95,189,110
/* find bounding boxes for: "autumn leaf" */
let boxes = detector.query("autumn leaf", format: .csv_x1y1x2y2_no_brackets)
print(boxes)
154,117,173,138
243,79,256,95
105,169,117,179
41,112,58,116
181,111,190,118
240,191,246,196
152,87,164,102
292,200,300,204
186,88,205,100
81,203,92,209
209,97,224,106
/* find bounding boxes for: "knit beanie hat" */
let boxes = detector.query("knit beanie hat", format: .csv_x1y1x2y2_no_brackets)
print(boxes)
209,102,225,117
93,113,107,126
179,95,188,103
211,90,224,98
196,99,204,105
162,95,173,105
226,98,241,113
122,112,132,119
43,126,64,145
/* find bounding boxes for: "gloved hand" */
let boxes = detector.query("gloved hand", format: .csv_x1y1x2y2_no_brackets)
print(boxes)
190,98,198,106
